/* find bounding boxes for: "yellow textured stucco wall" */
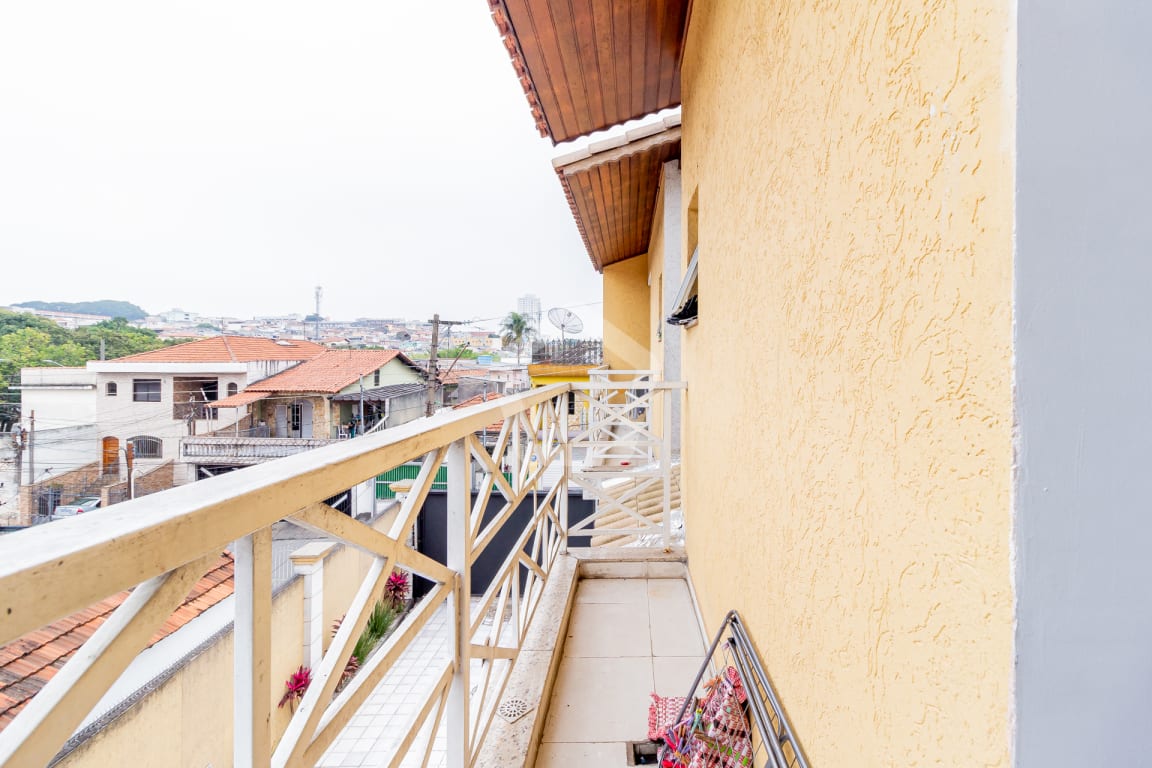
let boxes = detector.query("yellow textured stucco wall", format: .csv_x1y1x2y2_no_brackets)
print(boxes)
678,1,1015,765
602,256,651,371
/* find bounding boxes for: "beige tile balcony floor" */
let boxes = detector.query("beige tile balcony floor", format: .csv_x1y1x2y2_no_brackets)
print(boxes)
536,577,705,768
320,575,702,768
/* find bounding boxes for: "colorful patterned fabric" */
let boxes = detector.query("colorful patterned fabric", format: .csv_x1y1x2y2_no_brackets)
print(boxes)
650,693,689,742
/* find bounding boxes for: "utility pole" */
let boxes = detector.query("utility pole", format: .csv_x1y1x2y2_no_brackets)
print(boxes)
12,426,24,488
314,286,323,342
26,411,34,486
425,315,440,417
126,441,135,500
425,316,467,417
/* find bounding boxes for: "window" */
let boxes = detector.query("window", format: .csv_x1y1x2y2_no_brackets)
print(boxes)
133,379,162,402
289,402,303,433
374,370,380,387
129,436,162,459
105,382,117,396
666,246,699,327
227,382,238,397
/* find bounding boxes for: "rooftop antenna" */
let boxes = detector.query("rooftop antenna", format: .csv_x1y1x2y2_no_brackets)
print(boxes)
547,307,584,352
314,286,323,341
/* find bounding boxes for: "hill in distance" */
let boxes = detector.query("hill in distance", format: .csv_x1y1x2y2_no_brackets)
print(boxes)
13,300,148,321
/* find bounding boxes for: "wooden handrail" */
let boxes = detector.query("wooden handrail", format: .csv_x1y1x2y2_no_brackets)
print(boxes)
0,383,572,646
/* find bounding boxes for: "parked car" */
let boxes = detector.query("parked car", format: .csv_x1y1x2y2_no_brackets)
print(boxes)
51,496,101,520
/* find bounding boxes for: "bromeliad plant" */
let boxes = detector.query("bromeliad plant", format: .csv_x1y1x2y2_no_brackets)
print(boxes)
385,569,410,610
330,599,399,691
279,665,312,710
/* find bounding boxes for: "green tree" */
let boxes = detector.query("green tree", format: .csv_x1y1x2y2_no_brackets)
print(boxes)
0,312,170,425
72,318,170,360
0,309,71,345
500,312,533,365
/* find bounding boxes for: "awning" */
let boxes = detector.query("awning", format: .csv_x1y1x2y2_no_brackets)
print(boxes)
208,390,267,409
330,383,427,403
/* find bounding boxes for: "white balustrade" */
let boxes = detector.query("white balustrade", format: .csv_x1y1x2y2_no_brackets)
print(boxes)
0,375,679,768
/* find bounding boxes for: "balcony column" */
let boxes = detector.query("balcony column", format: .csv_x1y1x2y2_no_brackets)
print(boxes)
446,438,471,768
290,542,335,671
233,528,272,768
660,159,683,459
559,390,570,553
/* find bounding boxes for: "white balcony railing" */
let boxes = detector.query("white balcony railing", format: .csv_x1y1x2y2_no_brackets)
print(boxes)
181,435,341,464
0,374,682,768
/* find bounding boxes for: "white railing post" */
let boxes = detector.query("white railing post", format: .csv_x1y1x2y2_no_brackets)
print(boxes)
661,386,673,548
446,438,471,768
234,528,272,768
560,391,571,553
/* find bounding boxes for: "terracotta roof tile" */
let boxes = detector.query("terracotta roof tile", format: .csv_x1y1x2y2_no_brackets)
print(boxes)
110,336,326,364
453,391,508,432
0,552,234,732
243,349,420,394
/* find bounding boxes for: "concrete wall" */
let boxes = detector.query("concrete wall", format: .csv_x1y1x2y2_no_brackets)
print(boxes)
18,368,97,430
678,2,1015,765
602,256,650,371
1015,1,1152,764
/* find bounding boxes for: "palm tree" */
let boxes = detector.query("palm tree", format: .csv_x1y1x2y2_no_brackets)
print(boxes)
500,311,532,364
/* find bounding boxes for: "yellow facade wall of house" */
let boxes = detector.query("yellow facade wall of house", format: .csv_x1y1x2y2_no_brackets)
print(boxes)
57,538,382,768
602,255,650,372
677,2,1015,765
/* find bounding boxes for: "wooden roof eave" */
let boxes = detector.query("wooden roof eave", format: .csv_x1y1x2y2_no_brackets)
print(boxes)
554,117,682,272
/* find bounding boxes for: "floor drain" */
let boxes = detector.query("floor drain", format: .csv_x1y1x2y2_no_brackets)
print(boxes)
627,740,660,765
497,697,533,723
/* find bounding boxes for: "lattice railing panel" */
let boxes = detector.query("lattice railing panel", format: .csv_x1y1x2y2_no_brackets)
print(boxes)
0,379,682,768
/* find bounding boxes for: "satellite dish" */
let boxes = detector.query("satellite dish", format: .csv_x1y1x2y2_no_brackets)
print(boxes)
547,307,584,349
547,307,584,336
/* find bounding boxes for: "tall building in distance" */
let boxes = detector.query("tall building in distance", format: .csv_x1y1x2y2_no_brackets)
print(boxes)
516,293,542,336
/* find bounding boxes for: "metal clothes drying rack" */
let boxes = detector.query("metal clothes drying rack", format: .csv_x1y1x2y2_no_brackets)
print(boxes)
665,610,810,768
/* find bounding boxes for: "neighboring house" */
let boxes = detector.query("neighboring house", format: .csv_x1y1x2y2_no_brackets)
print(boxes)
20,336,327,488
180,350,427,495
209,348,425,440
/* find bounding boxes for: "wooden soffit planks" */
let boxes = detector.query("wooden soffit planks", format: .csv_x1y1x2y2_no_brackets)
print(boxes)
554,115,681,272
488,0,689,143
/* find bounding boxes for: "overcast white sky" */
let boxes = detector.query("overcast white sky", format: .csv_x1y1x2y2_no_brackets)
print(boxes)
0,1,604,337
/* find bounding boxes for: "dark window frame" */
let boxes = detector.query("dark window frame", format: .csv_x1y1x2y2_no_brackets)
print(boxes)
132,379,162,403
105,382,117,397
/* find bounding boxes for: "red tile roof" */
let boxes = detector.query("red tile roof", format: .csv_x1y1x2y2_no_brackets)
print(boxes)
0,552,234,732
245,350,420,394
206,389,267,409
112,336,326,364
453,391,507,432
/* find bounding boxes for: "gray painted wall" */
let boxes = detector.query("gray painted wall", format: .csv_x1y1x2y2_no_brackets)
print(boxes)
1016,2,1152,765
661,160,683,458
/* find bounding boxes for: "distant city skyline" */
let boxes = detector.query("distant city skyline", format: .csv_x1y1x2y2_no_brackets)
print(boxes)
0,2,605,339
3,295,604,339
